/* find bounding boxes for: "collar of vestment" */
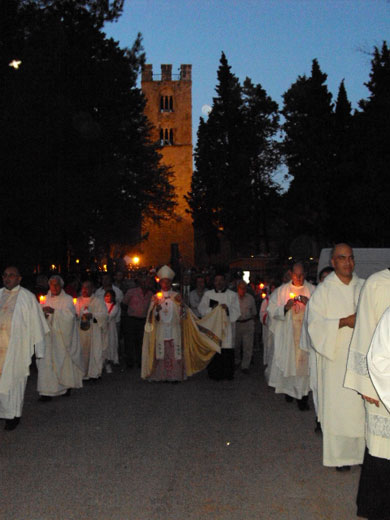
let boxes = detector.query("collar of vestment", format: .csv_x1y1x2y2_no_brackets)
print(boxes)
5,285,20,294
215,289,226,293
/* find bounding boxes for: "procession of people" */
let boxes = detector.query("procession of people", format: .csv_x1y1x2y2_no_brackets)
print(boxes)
1,246,390,519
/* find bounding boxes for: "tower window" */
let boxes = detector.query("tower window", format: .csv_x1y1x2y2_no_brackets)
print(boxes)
160,96,174,112
160,128,174,146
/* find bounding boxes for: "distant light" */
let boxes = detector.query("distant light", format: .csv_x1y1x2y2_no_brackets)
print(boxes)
50,264,56,271
259,283,264,289
9,59,22,69
103,264,107,272
288,256,293,260
250,255,254,258
132,256,140,265
155,276,160,283
309,257,314,261
75,259,80,264
226,441,231,446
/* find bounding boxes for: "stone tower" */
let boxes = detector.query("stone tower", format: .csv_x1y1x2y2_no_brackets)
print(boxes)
140,64,194,268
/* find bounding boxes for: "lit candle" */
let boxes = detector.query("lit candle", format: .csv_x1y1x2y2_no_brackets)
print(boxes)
156,291,163,300
289,292,295,300
259,283,264,289
261,292,267,299
39,295,46,305
73,298,77,305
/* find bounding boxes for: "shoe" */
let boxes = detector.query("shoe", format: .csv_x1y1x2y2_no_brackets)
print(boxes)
336,466,351,472
4,417,20,431
38,395,52,402
285,394,293,403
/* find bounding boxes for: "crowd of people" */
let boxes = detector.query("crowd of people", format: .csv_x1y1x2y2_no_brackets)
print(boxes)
1,243,390,519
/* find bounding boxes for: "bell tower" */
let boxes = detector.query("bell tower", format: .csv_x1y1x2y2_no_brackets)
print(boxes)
140,64,194,267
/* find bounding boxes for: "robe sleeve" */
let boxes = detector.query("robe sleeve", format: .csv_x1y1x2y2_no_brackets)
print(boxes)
92,297,108,328
307,284,340,361
344,278,380,399
367,306,390,412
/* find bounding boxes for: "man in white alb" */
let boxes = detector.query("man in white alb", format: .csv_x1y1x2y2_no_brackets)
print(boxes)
307,243,365,470
37,275,83,401
267,262,315,410
0,266,49,430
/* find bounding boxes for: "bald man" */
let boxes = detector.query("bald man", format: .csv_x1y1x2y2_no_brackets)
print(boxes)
307,244,365,470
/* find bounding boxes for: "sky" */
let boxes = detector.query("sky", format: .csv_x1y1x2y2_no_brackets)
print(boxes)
104,0,390,146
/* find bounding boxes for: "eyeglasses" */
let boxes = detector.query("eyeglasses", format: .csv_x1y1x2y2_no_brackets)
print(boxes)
2,273,19,278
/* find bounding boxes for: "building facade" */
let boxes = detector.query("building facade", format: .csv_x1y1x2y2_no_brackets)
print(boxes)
140,64,194,268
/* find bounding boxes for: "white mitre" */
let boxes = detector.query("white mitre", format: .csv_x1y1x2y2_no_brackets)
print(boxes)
157,265,175,280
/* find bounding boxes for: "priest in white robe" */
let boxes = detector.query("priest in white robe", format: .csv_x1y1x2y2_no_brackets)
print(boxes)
0,266,49,430
37,275,83,400
307,244,365,470
267,263,315,409
141,265,185,382
198,272,240,380
75,281,108,380
344,268,390,518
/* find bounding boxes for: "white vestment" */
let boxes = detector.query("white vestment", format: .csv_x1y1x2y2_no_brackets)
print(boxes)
103,302,120,364
198,289,240,348
75,295,108,379
367,306,390,413
267,281,315,399
308,271,365,466
95,286,123,323
0,286,49,419
344,268,390,459
37,290,83,396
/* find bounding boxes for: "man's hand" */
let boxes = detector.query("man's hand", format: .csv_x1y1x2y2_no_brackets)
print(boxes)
84,312,93,320
284,299,294,313
299,295,309,305
362,394,380,407
42,306,54,314
339,313,356,329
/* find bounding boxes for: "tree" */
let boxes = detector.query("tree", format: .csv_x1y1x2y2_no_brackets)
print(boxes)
188,53,280,257
0,0,175,272
281,59,334,243
350,42,390,245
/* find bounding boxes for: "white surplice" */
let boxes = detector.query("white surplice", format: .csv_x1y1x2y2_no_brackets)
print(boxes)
0,286,49,419
267,281,315,399
37,290,83,396
198,289,241,349
368,306,390,412
103,302,120,364
307,271,365,466
75,295,108,379
344,268,390,459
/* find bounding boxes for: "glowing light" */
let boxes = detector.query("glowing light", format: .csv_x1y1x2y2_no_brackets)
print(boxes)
155,276,160,283
289,292,296,299
75,259,80,264
9,59,22,69
50,264,56,271
259,283,264,289
288,256,293,260
156,292,163,299
132,256,140,265
261,292,267,299
39,295,46,305
226,441,231,446
73,298,77,305
103,264,107,272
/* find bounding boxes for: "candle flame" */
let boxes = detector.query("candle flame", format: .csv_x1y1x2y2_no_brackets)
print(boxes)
156,292,163,299
73,298,77,305
40,295,46,304
289,292,295,299
259,283,264,289
261,292,267,299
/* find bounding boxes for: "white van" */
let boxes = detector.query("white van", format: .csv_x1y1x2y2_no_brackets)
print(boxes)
317,248,390,281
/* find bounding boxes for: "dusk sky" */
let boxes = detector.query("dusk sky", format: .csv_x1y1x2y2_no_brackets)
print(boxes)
104,0,390,144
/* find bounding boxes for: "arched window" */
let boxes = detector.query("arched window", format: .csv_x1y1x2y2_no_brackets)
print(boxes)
160,95,174,112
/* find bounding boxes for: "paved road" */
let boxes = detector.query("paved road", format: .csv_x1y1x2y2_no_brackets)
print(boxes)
1,355,360,520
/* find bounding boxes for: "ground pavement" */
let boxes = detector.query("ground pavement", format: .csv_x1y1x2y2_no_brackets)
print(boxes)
1,356,361,520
